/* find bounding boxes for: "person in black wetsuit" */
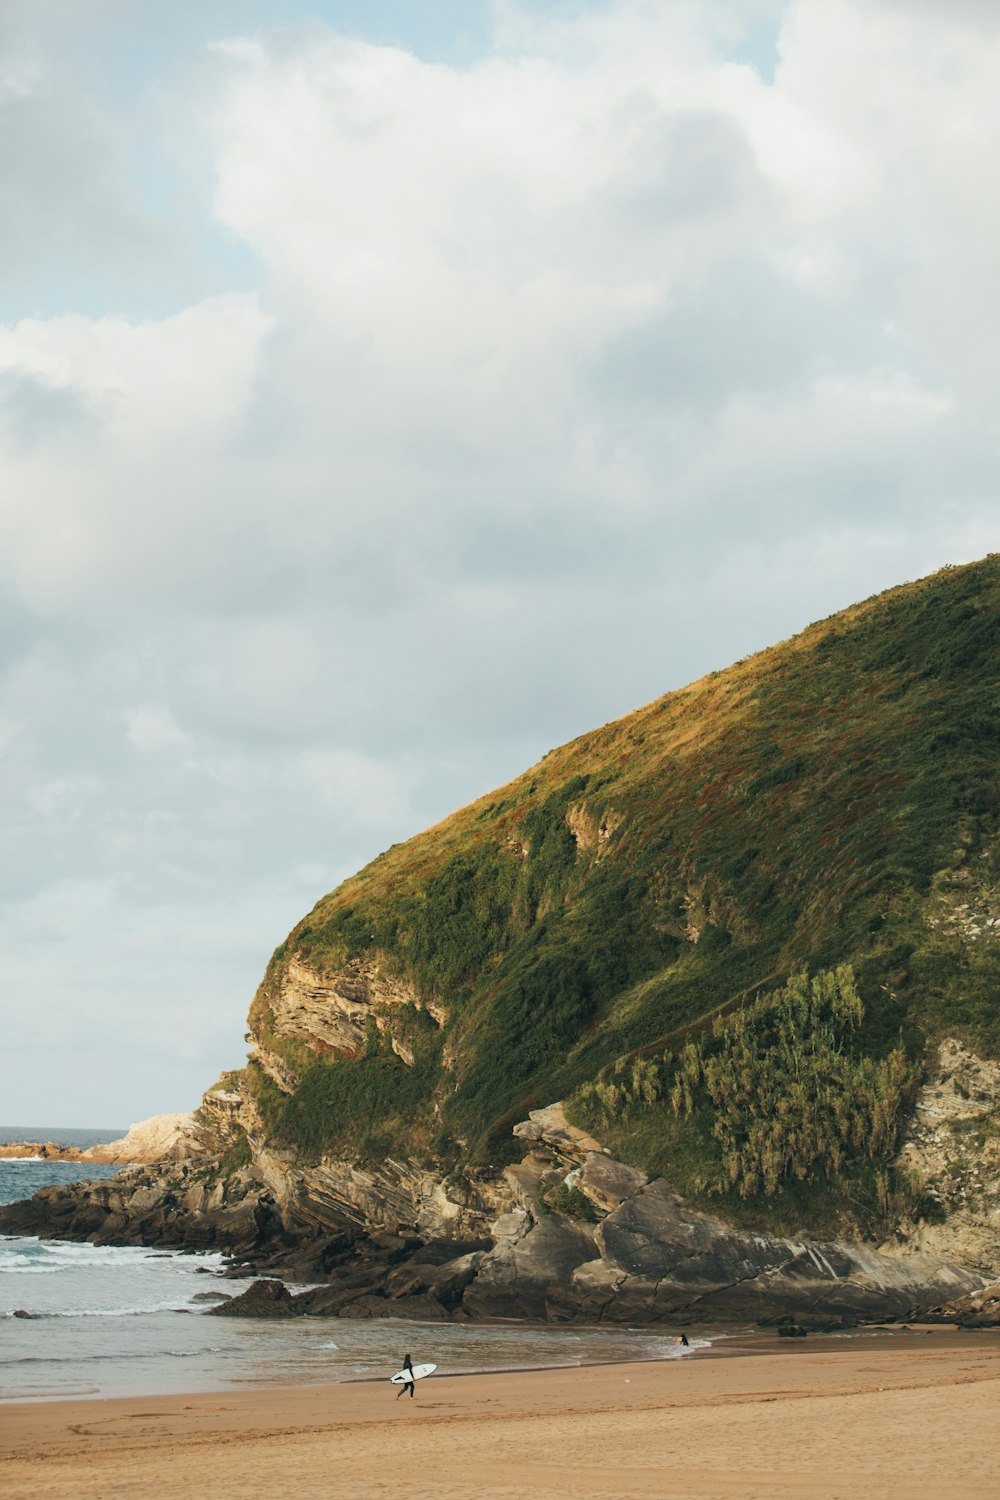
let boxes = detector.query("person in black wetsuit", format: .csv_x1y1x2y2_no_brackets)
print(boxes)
396,1352,416,1399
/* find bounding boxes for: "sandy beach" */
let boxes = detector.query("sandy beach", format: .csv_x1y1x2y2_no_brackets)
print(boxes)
2,1332,997,1500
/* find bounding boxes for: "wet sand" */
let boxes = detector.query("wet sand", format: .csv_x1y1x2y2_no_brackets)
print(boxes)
2,1331,998,1499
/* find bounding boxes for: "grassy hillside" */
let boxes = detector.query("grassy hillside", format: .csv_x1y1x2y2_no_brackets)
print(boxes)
245,556,1000,1234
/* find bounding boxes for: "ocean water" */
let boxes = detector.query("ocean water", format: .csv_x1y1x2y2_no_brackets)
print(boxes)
0,1125,126,1149
1,1136,709,1402
0,1122,128,1213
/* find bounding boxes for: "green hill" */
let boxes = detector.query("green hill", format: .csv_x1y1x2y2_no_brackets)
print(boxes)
241,555,1000,1237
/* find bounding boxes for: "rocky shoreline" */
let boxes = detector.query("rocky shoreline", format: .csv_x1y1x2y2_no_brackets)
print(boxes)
1,1098,992,1329
0,1111,216,1165
0,1143,97,1162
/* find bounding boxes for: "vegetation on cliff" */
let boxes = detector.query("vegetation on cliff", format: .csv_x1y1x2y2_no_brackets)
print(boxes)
241,556,1000,1234
570,966,921,1231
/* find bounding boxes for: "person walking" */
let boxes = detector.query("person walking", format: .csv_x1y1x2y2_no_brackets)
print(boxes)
396,1352,416,1399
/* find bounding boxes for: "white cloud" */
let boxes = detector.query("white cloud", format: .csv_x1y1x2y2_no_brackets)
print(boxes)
126,706,190,752
1,0,999,1122
0,296,270,608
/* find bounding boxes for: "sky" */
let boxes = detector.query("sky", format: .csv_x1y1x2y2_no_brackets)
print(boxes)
2,0,998,1127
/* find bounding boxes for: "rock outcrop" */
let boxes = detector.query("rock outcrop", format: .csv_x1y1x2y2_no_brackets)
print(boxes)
931,1280,1000,1327
207,1279,297,1318
558,1179,978,1323
249,955,443,1091
0,1142,88,1161
463,1104,983,1325
0,1090,987,1325
885,1039,1000,1272
0,1159,283,1256
82,1112,203,1163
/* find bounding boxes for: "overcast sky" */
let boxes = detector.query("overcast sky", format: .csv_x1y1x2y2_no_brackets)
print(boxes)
2,0,998,1128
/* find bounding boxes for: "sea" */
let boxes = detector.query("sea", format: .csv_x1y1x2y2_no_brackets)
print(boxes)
0,1125,709,1402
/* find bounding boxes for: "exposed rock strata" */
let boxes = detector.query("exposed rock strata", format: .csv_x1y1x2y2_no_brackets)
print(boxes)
0,1160,282,1256
463,1105,983,1325
1,1091,986,1327
885,1039,1000,1272
249,955,443,1090
247,1141,504,1243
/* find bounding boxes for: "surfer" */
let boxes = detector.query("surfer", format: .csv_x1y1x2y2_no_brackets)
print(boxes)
396,1352,416,1399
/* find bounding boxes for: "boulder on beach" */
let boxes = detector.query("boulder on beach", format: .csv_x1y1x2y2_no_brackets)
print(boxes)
205,1279,297,1318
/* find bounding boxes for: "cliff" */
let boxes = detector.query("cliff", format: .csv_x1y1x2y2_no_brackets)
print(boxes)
4,555,1000,1324
235,556,1000,1234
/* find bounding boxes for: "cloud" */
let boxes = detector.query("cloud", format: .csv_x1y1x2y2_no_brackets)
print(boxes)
0,296,271,609
1,0,999,1122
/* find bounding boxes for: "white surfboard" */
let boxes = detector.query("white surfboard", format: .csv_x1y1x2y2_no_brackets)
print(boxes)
390,1362,437,1384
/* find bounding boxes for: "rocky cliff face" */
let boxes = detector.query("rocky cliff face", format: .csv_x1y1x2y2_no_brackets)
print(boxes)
0,1159,280,1254
2,1092,987,1326
461,1105,982,1323
228,558,1000,1230
249,954,441,1090
886,1039,1000,1272
6,558,1000,1328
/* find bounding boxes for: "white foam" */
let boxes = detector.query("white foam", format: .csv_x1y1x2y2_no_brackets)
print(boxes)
43,1302,194,1318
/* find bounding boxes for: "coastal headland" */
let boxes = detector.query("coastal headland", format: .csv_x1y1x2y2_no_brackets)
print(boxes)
0,1114,200,1165
2,1338,998,1500
4,561,1000,1334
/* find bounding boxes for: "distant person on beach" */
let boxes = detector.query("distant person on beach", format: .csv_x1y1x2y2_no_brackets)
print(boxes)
397,1352,416,1399
680,1333,690,1347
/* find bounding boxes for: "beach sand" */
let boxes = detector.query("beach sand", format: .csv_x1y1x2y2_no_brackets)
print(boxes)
2,1332,998,1499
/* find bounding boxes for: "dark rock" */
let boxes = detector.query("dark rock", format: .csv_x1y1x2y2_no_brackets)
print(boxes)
463,1209,597,1320
206,1279,298,1318
191,1291,231,1303
339,1294,387,1318
420,1237,491,1262
293,1277,383,1316
13,1309,32,1319
68,1204,109,1237
0,1160,295,1265
366,1231,410,1254
320,1289,449,1320
386,1251,483,1308
246,1229,359,1283
381,1293,449,1321
778,1324,808,1338
471,1177,985,1325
